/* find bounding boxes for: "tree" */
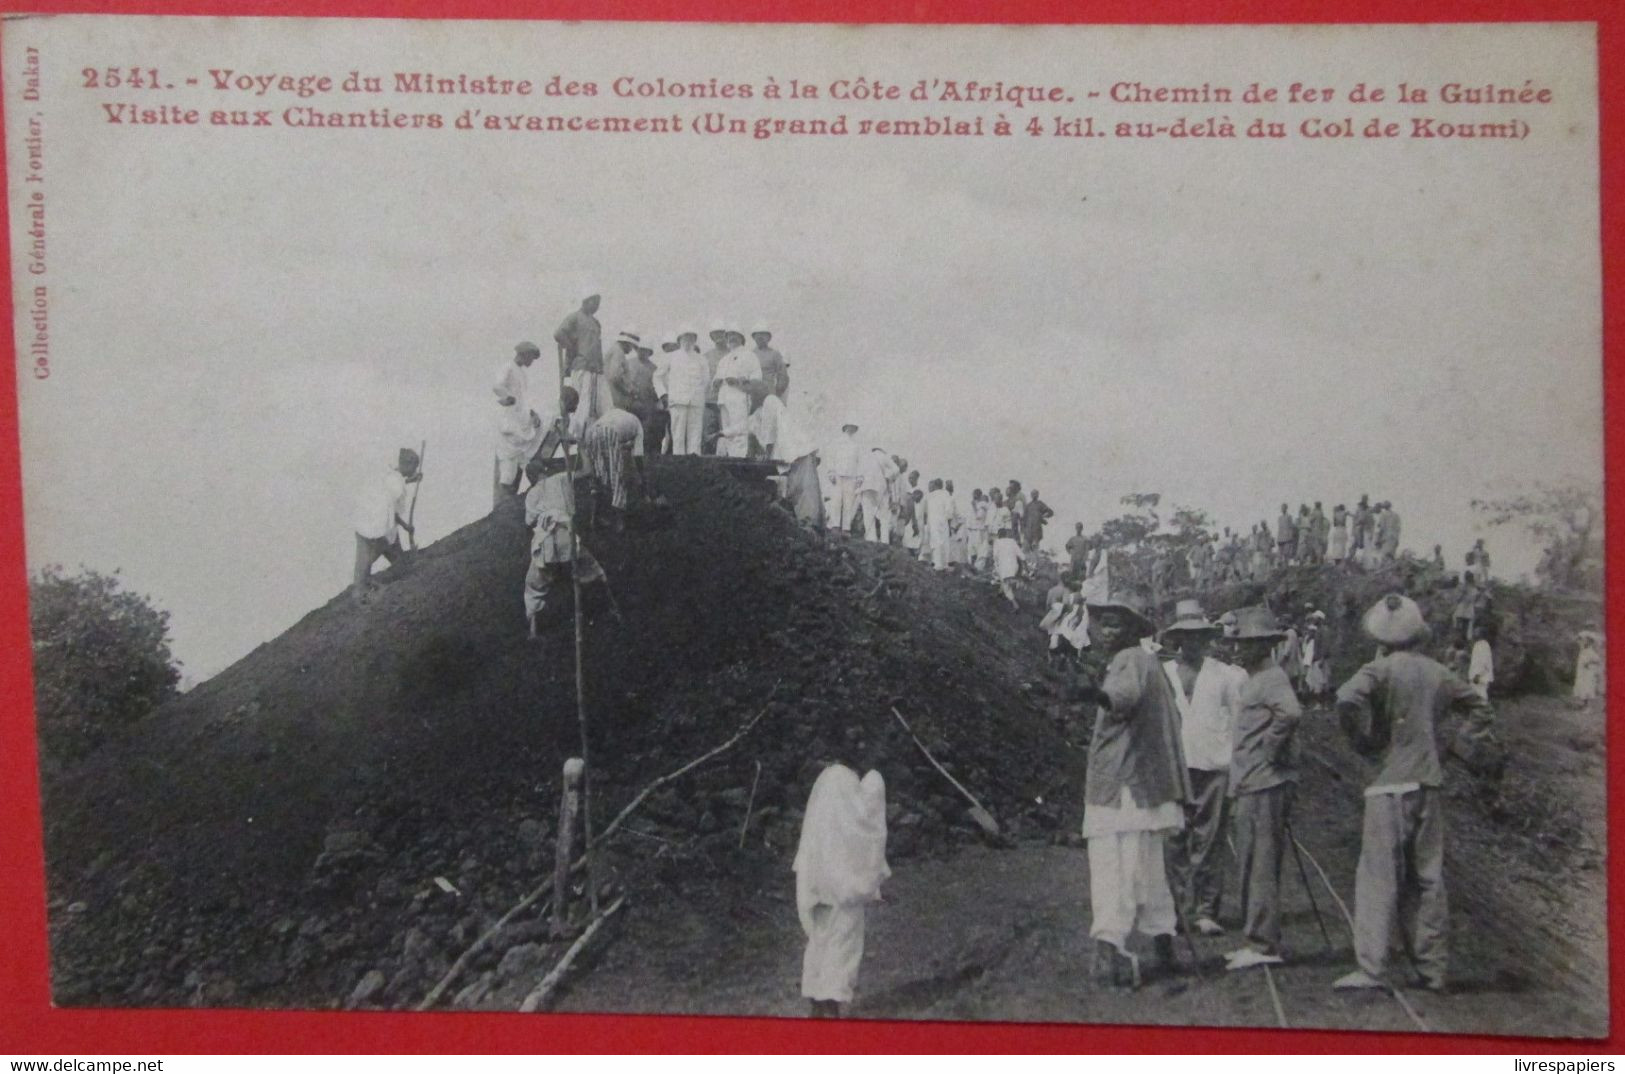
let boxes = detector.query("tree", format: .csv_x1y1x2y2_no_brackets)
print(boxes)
29,566,181,762
1471,482,1602,593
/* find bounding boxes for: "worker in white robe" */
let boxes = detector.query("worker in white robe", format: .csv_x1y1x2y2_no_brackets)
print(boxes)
823,420,864,534
857,449,898,543
794,764,889,1017
1573,631,1604,703
493,342,549,507
712,332,762,458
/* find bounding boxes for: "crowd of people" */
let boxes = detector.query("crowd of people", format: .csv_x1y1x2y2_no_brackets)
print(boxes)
340,288,1599,1017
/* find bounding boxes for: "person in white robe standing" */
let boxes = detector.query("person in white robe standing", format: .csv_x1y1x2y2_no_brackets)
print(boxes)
713,331,762,458
925,479,955,570
1468,625,1495,701
823,420,864,534
1572,631,1604,704
794,764,889,1018
857,448,898,543
492,342,550,507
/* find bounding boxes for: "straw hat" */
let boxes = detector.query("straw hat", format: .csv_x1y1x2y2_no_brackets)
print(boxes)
1231,606,1287,642
1086,589,1154,634
616,328,641,346
1362,594,1428,646
1161,599,1219,639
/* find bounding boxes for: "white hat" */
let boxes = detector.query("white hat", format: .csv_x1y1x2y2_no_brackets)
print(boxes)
841,416,860,430
617,328,641,345
678,324,698,339
751,321,771,335
1363,594,1427,646
709,319,728,335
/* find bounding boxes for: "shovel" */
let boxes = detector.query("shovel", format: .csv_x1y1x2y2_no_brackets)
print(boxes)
890,706,999,836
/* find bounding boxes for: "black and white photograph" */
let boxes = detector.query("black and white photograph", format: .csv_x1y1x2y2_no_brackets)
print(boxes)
3,15,1606,1038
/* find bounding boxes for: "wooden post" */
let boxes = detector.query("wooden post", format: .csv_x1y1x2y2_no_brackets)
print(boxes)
552,757,584,937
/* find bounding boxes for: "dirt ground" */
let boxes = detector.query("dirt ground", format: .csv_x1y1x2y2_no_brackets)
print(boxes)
35,459,1608,1040
556,696,1608,1039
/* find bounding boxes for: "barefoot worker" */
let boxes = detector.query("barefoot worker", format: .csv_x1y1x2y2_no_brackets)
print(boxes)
1159,600,1242,938
1077,589,1190,988
1332,594,1496,993
554,289,615,432
351,447,421,604
794,763,890,1019
1225,606,1301,971
581,405,647,531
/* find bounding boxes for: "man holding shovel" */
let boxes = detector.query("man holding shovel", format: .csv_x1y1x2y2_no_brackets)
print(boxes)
1077,589,1191,989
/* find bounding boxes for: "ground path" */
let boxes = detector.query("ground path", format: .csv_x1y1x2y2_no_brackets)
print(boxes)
560,698,1607,1039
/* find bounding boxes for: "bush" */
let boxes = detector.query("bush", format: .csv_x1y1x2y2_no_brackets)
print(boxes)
29,565,181,762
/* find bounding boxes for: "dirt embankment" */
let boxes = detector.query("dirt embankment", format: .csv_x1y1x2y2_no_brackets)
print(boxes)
37,463,1606,1035
41,458,1077,1009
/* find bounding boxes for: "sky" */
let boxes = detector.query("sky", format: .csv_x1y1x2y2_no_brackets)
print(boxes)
4,18,1602,680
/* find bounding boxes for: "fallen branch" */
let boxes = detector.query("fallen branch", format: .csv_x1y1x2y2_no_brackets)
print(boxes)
891,706,999,835
588,684,779,852
739,759,763,849
415,687,777,1011
518,894,628,1013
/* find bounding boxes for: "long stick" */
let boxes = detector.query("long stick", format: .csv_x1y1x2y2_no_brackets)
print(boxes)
406,439,426,550
1285,819,1334,952
416,886,555,1011
518,894,627,1013
739,760,762,849
890,706,995,819
566,433,597,918
1262,964,1290,1028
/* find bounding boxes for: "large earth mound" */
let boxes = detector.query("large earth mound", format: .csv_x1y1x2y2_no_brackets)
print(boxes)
41,457,1079,1009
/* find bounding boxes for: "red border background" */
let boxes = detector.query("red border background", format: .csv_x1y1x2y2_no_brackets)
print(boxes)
0,0,1616,1054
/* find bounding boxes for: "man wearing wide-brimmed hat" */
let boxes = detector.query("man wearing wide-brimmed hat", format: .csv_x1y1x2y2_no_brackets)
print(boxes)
1159,600,1244,937
1332,594,1495,992
1225,606,1302,971
1078,589,1191,988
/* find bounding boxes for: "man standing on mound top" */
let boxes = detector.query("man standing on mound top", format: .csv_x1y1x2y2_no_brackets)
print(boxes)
1332,593,1498,994
493,341,547,507
1225,606,1301,971
352,447,421,605
1076,589,1190,989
